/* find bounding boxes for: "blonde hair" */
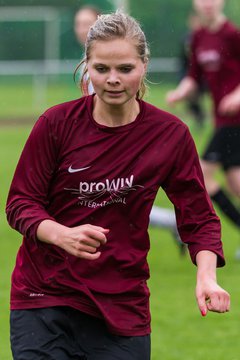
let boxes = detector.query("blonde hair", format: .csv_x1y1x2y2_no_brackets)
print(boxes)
75,11,149,99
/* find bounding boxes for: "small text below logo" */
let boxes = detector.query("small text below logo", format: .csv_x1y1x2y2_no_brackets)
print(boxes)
29,293,45,297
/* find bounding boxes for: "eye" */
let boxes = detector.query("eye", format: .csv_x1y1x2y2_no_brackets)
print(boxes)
95,66,108,73
119,66,133,73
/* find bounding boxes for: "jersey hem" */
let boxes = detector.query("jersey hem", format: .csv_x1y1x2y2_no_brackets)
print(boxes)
10,298,151,336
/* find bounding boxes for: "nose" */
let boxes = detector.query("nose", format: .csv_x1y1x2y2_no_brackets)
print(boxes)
107,70,120,85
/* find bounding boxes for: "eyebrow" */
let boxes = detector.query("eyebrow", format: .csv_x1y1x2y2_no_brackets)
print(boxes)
118,63,135,67
93,63,135,67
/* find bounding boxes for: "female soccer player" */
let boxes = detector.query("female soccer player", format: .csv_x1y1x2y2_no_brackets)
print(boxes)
167,0,240,254
74,6,185,254
7,11,230,360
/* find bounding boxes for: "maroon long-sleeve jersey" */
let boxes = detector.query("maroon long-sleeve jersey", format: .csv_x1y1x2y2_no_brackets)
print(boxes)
189,20,240,128
6,95,224,336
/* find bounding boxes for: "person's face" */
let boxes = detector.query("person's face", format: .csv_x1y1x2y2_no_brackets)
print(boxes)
193,0,224,21
188,15,201,32
74,9,97,45
87,38,147,107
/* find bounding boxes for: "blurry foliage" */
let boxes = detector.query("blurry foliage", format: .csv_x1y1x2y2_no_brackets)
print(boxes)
131,0,190,57
0,0,113,60
130,0,240,57
0,0,112,11
0,22,45,60
0,0,240,59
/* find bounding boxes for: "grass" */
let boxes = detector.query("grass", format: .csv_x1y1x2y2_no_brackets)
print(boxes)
0,76,84,121
0,126,32,360
0,80,239,359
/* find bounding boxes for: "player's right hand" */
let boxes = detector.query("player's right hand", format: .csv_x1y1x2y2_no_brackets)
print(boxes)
55,224,109,260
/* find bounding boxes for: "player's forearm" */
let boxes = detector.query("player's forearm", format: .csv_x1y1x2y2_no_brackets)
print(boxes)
167,76,198,104
196,250,217,281
230,84,240,98
37,219,67,246
36,220,109,259
195,250,230,316
176,77,198,99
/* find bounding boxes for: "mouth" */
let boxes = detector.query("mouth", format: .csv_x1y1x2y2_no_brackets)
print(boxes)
105,90,125,95
203,8,214,14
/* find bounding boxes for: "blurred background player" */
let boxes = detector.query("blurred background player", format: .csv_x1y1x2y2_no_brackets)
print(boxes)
74,5,101,46
166,0,240,257
74,5,100,95
74,4,186,255
178,12,206,129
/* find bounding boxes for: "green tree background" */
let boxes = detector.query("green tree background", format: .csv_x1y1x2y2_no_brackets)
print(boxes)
0,0,240,60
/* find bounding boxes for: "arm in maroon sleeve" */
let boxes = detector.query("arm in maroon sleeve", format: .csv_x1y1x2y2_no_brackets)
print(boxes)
230,26,240,60
165,34,200,105
6,115,58,241
187,33,202,85
162,125,225,267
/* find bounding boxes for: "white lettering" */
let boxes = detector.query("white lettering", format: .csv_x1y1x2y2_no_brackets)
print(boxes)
29,293,44,297
125,175,134,188
78,175,135,194
89,182,96,192
106,178,120,191
78,197,127,208
65,174,143,208
79,182,89,192
95,182,105,191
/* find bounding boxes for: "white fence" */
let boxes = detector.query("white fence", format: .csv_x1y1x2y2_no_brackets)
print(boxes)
0,58,179,107
0,58,178,76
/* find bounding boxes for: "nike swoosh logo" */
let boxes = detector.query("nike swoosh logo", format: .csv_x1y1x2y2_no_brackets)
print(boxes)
68,165,91,173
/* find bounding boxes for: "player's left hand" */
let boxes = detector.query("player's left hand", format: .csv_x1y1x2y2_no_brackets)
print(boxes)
196,277,230,316
218,92,240,116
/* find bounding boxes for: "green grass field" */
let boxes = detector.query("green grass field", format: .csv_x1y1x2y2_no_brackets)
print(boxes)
0,80,240,359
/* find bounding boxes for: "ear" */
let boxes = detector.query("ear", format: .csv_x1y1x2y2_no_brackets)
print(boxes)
143,60,148,75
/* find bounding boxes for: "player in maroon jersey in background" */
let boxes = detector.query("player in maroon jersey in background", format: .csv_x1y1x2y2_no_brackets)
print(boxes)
178,12,206,129
167,0,240,258
74,5,100,95
74,5,100,46
7,11,229,360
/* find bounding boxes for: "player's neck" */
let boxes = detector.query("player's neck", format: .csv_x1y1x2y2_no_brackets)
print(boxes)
203,13,226,32
92,96,140,128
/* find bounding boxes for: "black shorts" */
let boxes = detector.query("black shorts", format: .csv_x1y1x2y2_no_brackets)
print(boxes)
202,127,240,171
10,307,151,360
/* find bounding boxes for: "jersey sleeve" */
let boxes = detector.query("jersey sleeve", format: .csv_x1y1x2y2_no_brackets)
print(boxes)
162,125,225,267
187,33,203,84
6,115,58,242
230,27,240,60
